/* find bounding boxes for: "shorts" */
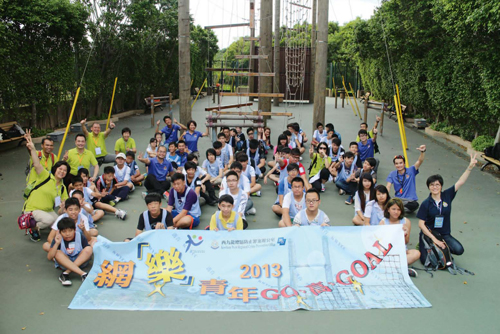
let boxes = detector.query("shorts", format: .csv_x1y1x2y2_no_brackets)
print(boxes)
54,253,89,271
172,209,200,229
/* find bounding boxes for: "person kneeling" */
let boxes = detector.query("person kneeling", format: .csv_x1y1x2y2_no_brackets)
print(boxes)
210,195,244,231
47,217,92,286
293,189,330,226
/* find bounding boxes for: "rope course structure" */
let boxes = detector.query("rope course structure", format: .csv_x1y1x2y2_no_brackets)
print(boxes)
283,0,311,106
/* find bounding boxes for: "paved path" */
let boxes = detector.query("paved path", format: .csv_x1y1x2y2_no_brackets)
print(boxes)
1,96,499,333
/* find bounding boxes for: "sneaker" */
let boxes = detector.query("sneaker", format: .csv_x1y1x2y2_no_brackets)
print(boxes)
81,272,88,282
59,273,72,286
143,173,148,180
141,191,148,199
247,207,257,215
274,181,279,187
163,191,169,201
115,209,127,220
344,195,353,205
408,268,418,278
109,200,116,207
138,182,142,186
131,185,135,192
250,191,261,197
321,184,326,192
29,229,41,242
338,189,345,195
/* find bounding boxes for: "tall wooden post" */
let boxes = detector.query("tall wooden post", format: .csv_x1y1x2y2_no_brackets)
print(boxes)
312,0,328,127
169,93,173,117
249,0,256,102
310,0,317,103
150,94,155,127
273,0,280,107
178,0,191,124
258,0,273,114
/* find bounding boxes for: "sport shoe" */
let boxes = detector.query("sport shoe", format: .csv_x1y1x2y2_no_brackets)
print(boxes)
163,191,169,201
408,268,418,278
344,195,353,205
321,184,326,192
29,229,41,242
247,207,257,215
250,191,261,197
141,191,148,199
81,272,88,282
109,200,116,207
59,272,72,286
338,189,345,195
115,209,127,220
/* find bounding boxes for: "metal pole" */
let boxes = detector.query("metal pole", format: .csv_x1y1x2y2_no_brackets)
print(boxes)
312,0,328,127
178,0,191,124
273,0,280,107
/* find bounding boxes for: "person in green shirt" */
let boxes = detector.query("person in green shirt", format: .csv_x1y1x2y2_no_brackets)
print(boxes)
62,134,99,180
80,118,116,165
114,127,136,154
23,130,69,242
26,137,55,185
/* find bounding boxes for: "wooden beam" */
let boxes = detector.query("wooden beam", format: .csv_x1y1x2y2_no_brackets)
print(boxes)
291,2,311,9
221,92,284,97
243,37,259,41
205,68,250,72
205,23,250,29
207,111,292,116
226,72,275,77
235,55,268,59
204,102,253,111
206,122,264,128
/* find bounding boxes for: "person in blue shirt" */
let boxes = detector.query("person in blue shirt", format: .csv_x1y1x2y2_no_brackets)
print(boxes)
357,128,377,162
137,145,174,196
325,123,341,143
166,142,181,169
386,145,426,213
180,120,209,156
417,153,477,264
176,140,189,168
272,163,299,217
155,116,187,145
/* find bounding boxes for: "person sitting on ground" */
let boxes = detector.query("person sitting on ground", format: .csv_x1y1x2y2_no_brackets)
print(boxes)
95,166,127,205
272,163,300,217
202,148,224,186
348,141,363,169
166,141,181,169
379,198,420,277
229,128,238,152
237,153,262,197
320,128,336,148
272,134,290,158
166,173,202,229
80,118,116,165
212,140,225,170
417,154,477,265
221,127,235,152
125,193,174,241
386,145,426,213
154,132,163,148
183,161,203,202
63,134,99,181
297,123,308,144
354,157,377,185
242,127,256,151
247,139,266,177
75,168,96,191
156,116,187,145
70,179,104,225
176,140,189,168
312,122,327,147
218,132,234,169
357,129,377,163
179,120,209,157
259,127,273,154
356,116,381,142
325,123,341,143
114,127,136,155
25,137,55,185
23,130,69,242
363,185,390,226
293,189,330,226
146,137,158,158
353,173,376,226
47,217,92,286
333,151,359,205
183,154,217,205
218,171,249,229
308,142,332,192
234,126,245,152
138,145,174,198
287,123,305,154
210,195,244,231
274,148,310,190
279,177,306,228
114,153,134,193
264,146,286,185
125,151,144,186
220,162,256,216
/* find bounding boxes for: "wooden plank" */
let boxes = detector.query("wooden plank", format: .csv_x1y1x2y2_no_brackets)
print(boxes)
235,55,268,59
208,111,292,116
221,92,284,97
205,68,250,72
205,102,253,111
206,122,265,128
243,37,259,41
0,121,18,131
205,23,250,29
290,2,311,9
226,72,275,77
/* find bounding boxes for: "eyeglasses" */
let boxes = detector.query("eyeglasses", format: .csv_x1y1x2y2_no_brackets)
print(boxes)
318,147,326,150
306,199,319,204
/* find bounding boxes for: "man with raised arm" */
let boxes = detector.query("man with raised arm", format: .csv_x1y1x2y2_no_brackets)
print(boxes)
80,118,116,166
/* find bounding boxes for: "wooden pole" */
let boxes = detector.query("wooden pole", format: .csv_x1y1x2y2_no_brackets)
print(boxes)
310,0,317,103
169,93,173,117
495,123,500,144
178,0,191,124
273,0,280,107
333,77,337,109
364,94,369,123
57,87,81,160
312,0,328,127
258,0,273,115
249,0,256,102
106,77,118,130
150,94,154,127
380,99,385,135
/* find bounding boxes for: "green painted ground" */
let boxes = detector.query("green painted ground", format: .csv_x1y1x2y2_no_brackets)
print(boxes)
1,96,499,333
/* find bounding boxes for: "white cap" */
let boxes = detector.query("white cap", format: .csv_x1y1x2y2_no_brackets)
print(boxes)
115,153,126,160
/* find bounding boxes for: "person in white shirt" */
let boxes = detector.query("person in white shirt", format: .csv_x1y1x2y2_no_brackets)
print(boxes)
220,161,255,215
279,177,306,227
218,171,249,229
353,173,376,226
114,153,134,192
293,189,330,226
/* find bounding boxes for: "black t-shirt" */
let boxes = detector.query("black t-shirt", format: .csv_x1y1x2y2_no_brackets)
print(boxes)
50,233,89,250
186,176,202,191
136,210,174,230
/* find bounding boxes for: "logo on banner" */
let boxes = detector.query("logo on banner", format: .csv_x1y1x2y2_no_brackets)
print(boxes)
185,234,203,252
277,237,286,246
211,240,219,249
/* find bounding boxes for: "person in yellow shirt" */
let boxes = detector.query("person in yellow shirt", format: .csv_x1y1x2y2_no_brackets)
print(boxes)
209,195,243,231
114,127,136,154
26,137,55,185
63,134,99,181
80,118,116,165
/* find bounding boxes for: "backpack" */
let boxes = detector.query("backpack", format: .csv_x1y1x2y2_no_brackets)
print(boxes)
23,175,51,200
484,143,500,159
25,151,55,176
421,229,474,276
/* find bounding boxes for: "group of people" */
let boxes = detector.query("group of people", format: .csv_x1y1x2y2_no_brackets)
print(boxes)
20,114,477,286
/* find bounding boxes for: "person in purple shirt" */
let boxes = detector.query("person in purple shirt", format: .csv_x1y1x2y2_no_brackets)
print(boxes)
357,128,377,162
166,173,201,229
155,116,187,145
138,145,175,196
180,120,209,156
386,145,426,213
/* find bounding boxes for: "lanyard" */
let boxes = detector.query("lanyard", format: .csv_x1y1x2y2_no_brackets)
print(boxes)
433,199,443,215
396,169,406,193
77,152,85,165
92,134,100,147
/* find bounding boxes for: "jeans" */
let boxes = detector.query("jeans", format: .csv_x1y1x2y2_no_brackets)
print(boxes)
96,154,116,166
144,174,171,194
419,232,464,264
335,178,357,195
399,198,419,213
245,197,254,215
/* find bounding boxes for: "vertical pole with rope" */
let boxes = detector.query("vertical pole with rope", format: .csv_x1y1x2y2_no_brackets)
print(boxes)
349,82,361,120
396,84,408,149
394,95,409,168
342,76,358,118
178,0,191,125
106,77,118,130
150,94,154,127
57,87,81,160
312,0,328,127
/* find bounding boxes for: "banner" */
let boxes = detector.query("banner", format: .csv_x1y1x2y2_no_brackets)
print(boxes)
69,225,431,311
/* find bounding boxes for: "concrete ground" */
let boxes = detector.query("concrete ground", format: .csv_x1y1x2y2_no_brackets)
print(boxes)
1,95,499,333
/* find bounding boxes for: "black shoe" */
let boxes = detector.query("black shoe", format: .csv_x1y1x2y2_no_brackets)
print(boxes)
29,229,41,242
81,273,88,282
408,268,418,278
59,273,72,286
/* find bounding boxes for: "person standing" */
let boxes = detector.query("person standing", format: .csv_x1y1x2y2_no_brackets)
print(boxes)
180,120,209,157
156,116,187,145
63,134,99,181
26,137,55,185
80,118,116,165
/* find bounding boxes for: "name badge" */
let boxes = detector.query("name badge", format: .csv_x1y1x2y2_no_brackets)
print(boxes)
95,147,102,155
55,196,61,207
227,224,234,229
434,215,444,229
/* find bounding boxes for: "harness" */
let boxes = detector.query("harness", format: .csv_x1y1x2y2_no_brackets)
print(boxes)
143,209,168,231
